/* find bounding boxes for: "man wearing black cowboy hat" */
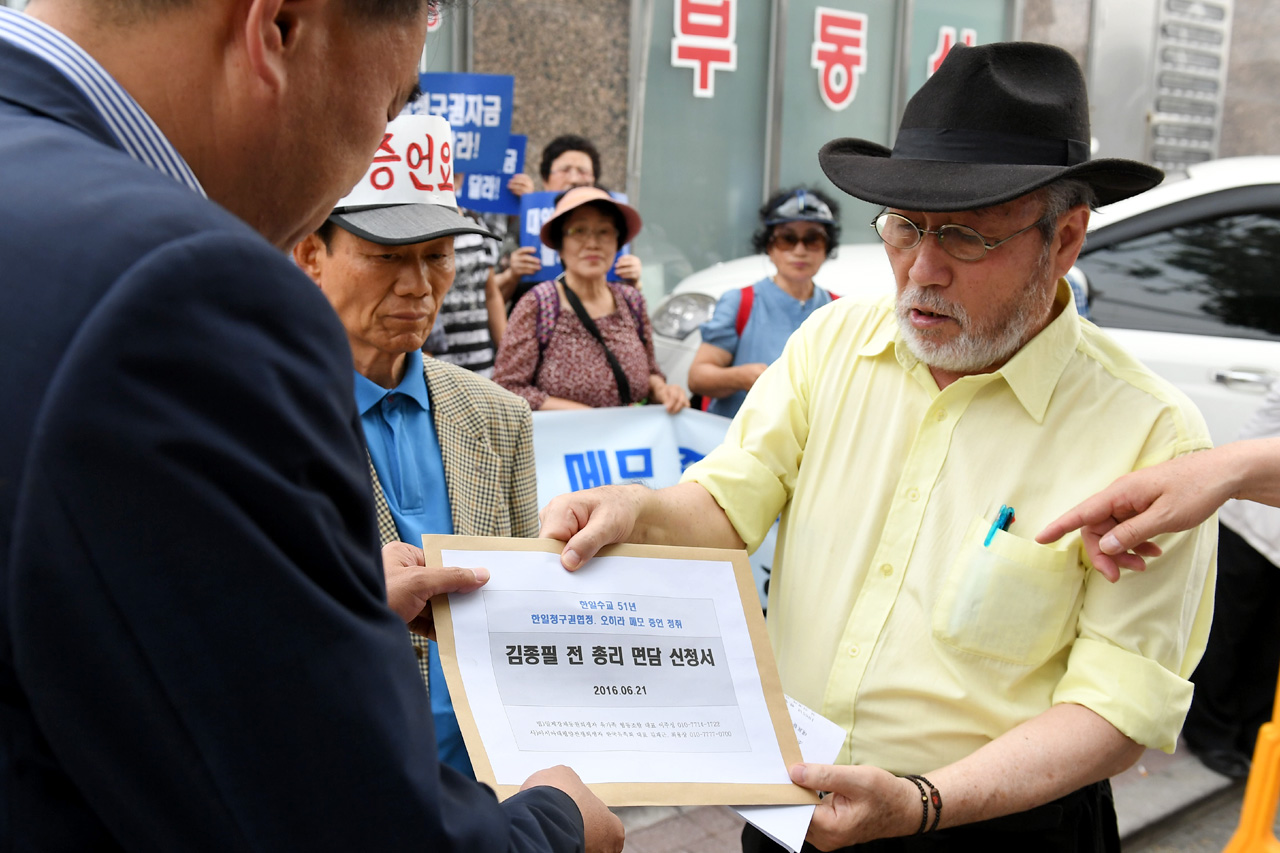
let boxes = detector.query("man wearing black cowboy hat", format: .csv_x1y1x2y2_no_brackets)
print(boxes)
538,42,1216,851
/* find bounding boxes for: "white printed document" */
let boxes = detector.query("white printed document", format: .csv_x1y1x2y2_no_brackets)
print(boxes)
735,696,848,853
424,536,816,807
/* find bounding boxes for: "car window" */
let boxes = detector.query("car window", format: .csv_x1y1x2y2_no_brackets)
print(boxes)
1078,211,1280,341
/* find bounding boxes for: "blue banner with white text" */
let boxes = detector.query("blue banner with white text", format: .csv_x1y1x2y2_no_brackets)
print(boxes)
456,134,526,215
406,72,514,173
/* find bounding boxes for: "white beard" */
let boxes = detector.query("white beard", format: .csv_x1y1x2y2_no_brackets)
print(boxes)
895,254,1055,374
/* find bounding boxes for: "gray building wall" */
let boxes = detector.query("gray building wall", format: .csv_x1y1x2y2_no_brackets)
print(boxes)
470,0,1280,173
1220,0,1280,157
472,0,632,192
465,0,1279,236
1025,0,1279,161
1022,0,1092,66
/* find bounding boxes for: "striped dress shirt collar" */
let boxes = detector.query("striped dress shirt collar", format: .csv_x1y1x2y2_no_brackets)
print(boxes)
0,6,205,196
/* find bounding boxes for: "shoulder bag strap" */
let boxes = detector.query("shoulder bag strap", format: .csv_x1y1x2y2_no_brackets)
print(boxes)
559,278,632,406
618,283,646,332
534,283,560,353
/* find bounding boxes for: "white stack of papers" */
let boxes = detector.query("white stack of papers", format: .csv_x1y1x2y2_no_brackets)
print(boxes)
734,696,847,853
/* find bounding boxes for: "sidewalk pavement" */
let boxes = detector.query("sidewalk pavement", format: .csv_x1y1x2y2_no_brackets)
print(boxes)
1112,738,1237,839
612,738,1239,852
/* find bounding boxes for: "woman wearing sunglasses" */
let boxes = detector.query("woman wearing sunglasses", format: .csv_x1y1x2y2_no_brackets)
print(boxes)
689,187,842,419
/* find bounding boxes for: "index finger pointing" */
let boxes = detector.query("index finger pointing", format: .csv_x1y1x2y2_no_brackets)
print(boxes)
1036,509,1090,544
1036,493,1121,544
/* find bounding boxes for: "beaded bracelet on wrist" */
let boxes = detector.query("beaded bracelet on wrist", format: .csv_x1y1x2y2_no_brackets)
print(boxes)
905,774,942,833
901,775,928,835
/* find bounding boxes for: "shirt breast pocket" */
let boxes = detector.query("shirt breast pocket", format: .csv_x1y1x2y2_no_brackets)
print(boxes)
932,515,1085,666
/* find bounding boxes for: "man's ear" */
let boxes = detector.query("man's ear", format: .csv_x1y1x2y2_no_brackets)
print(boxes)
293,233,326,284
1050,204,1090,281
242,0,304,93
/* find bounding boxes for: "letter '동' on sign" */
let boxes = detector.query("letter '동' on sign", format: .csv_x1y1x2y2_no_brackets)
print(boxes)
810,7,868,112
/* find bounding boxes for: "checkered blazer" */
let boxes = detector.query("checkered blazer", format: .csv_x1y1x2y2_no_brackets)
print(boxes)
372,357,539,694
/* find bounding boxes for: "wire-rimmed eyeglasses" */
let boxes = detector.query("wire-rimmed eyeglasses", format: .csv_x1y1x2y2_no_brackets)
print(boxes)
871,212,1042,261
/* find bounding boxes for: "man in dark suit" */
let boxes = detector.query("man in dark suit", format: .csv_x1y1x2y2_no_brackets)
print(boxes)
0,1,621,850
293,113,542,779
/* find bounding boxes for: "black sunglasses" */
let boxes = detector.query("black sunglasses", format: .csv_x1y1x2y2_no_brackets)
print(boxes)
769,230,828,251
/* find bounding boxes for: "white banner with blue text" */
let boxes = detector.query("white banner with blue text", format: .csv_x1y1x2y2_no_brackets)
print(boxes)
531,407,776,607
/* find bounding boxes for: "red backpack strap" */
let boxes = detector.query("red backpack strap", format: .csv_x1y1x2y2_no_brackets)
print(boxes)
735,284,755,337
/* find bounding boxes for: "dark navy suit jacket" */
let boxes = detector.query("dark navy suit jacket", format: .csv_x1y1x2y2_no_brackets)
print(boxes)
0,38,583,852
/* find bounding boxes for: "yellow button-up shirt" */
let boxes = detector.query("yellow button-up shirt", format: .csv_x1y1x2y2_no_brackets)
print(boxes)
683,285,1216,772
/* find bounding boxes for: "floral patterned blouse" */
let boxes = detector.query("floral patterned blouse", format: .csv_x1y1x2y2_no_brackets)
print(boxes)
494,280,664,410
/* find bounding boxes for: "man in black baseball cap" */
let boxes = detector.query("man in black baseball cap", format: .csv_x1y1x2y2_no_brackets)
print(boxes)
535,42,1215,852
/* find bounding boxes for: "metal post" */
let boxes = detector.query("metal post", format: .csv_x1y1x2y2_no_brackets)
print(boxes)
1009,0,1026,40
762,0,787,202
454,3,474,73
889,0,916,145
626,0,655,203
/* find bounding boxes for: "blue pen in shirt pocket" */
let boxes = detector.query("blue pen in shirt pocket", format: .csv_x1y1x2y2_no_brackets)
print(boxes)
934,513,1081,666
984,504,1016,546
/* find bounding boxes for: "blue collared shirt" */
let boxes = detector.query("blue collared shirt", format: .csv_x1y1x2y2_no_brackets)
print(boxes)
0,7,204,195
355,354,472,777
700,277,834,419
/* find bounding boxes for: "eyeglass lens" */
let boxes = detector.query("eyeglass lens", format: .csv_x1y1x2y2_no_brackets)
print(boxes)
564,226,618,242
873,213,990,261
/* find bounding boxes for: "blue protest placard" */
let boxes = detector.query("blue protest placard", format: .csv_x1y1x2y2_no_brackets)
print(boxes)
518,190,633,284
518,191,561,283
405,72,514,174
456,134,526,215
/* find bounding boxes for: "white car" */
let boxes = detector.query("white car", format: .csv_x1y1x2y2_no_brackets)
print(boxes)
650,156,1280,446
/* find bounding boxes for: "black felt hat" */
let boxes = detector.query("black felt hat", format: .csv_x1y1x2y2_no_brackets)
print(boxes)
818,42,1163,211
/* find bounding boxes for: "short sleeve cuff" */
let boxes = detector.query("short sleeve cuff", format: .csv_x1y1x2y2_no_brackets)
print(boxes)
700,289,743,356
681,445,788,552
1052,637,1194,753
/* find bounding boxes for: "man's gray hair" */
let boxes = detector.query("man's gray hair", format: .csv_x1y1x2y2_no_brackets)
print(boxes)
1034,178,1096,244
